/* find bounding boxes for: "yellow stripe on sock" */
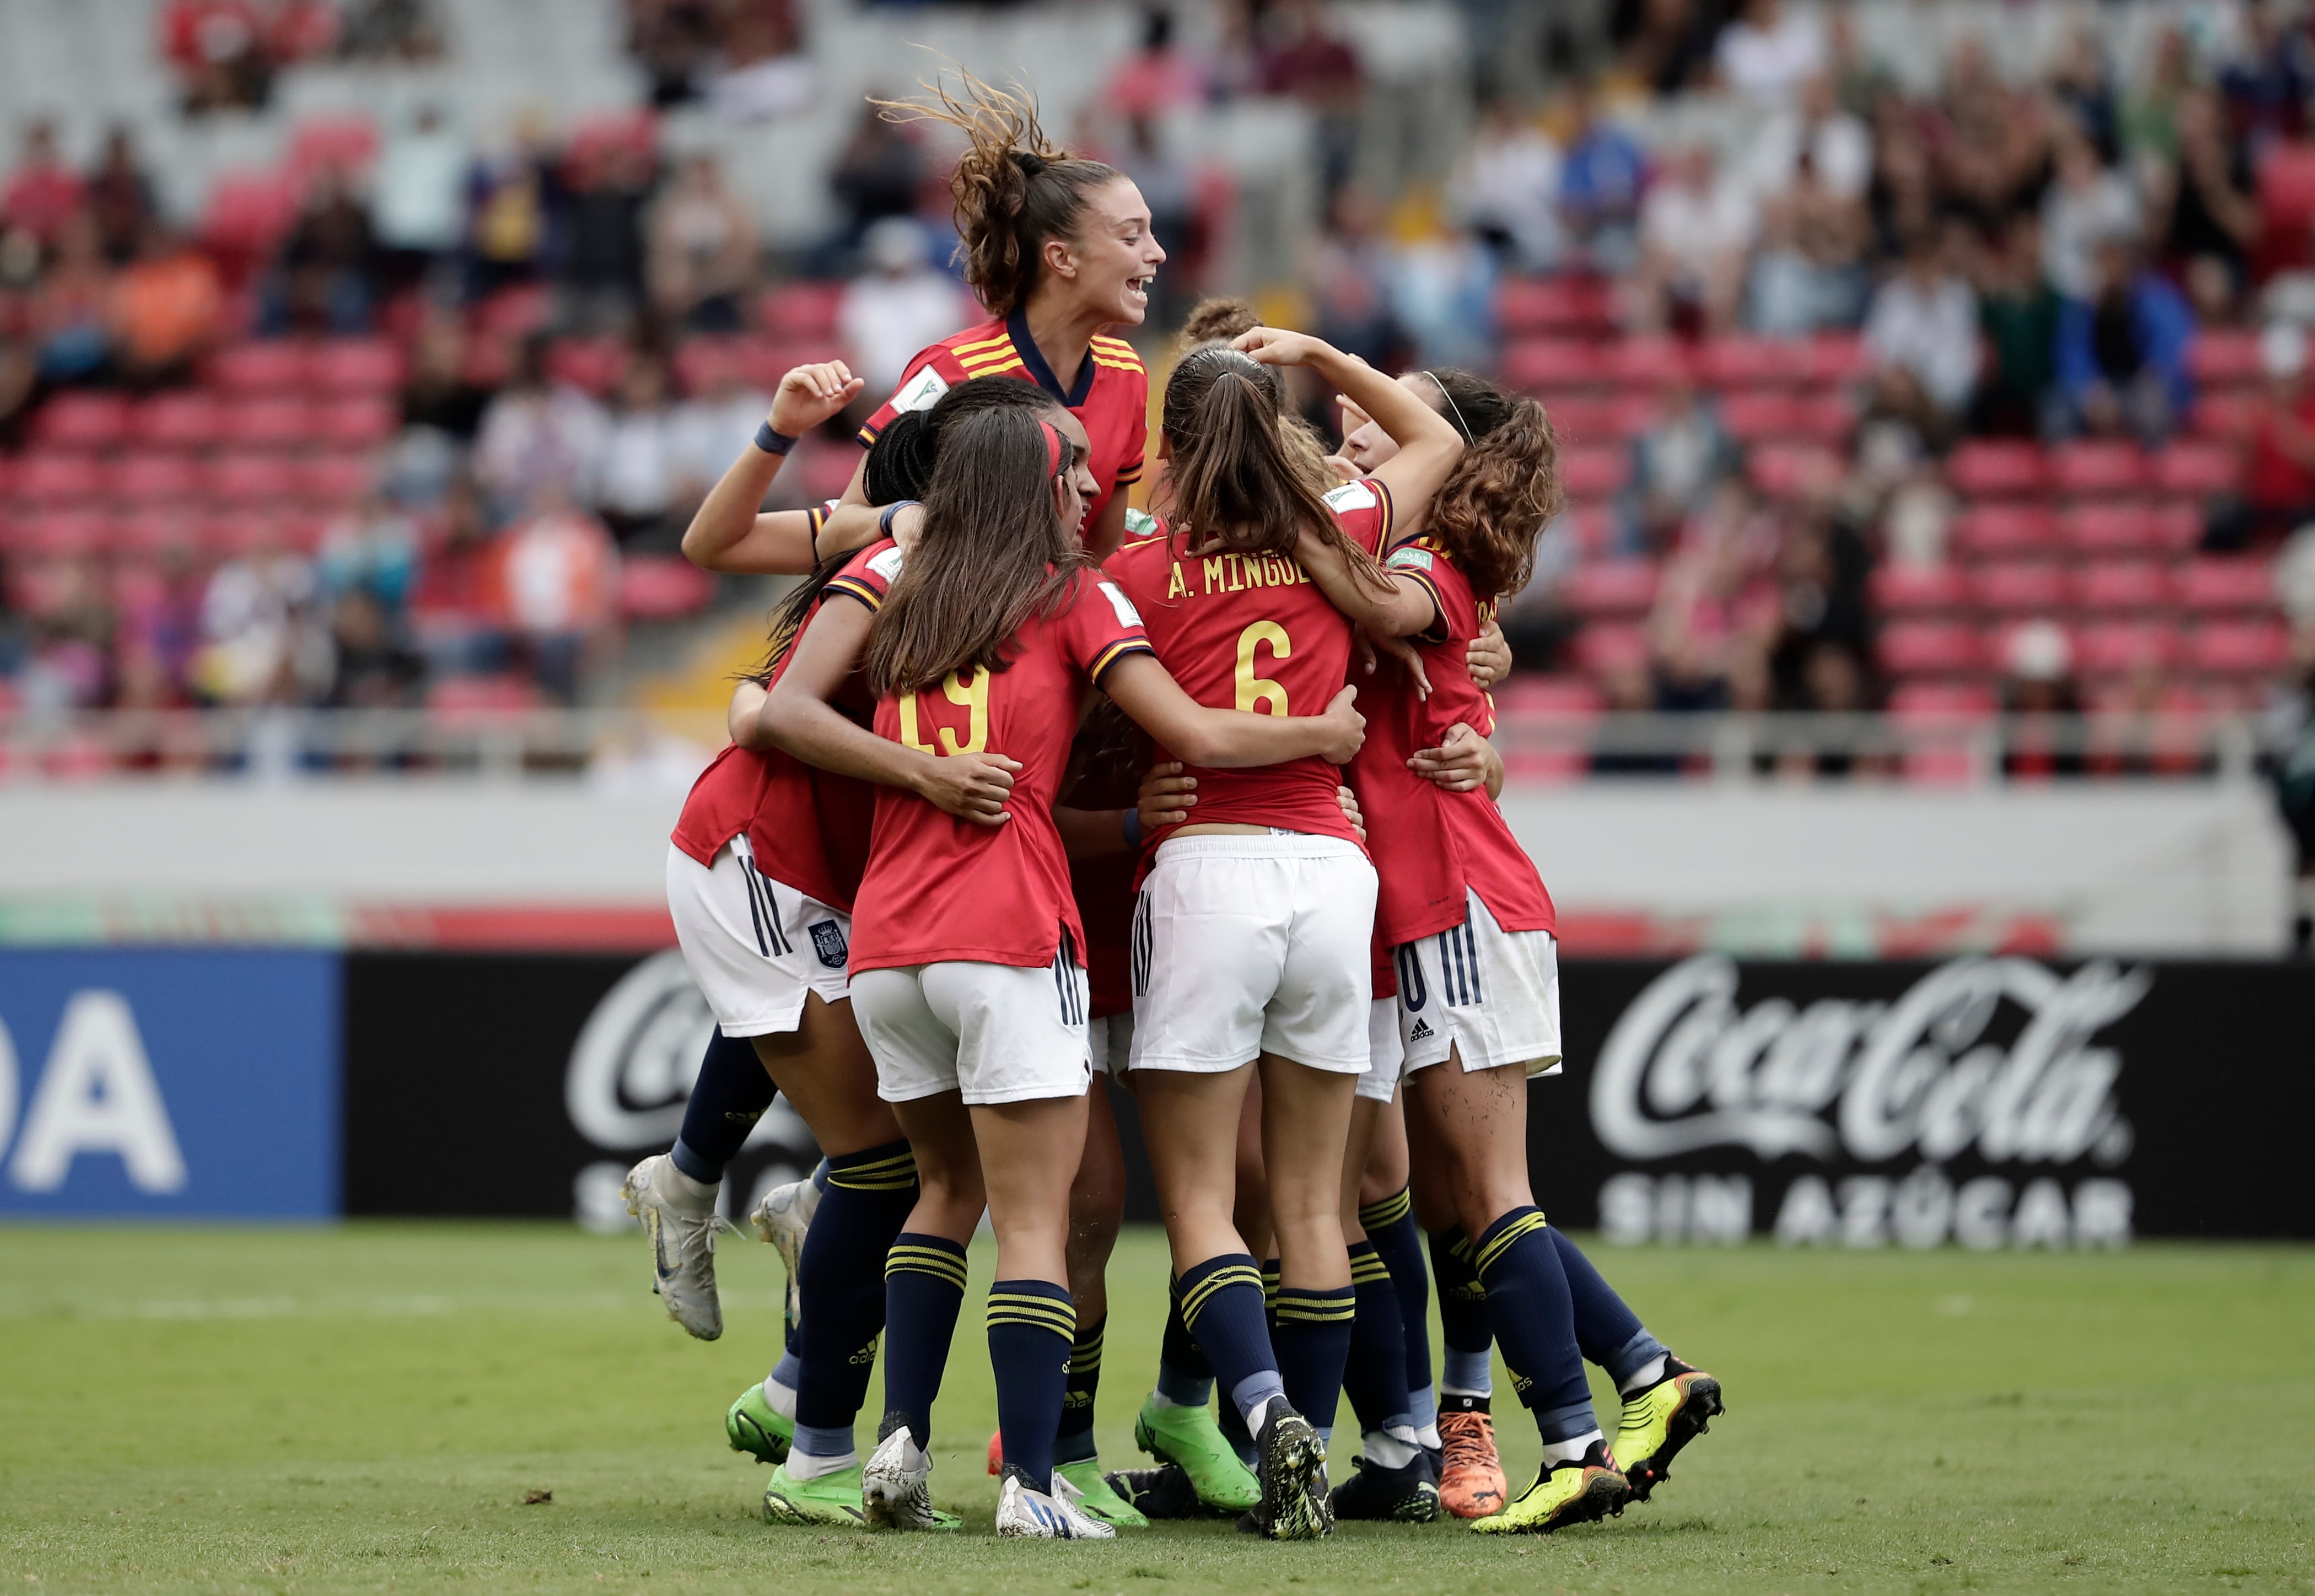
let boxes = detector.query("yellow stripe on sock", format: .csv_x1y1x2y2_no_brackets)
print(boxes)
1178,1265,1263,1322
1351,1254,1394,1285
1473,1211,1551,1277
1359,1188,1413,1230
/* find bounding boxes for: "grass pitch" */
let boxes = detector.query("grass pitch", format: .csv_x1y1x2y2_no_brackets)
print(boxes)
1,1225,2308,1594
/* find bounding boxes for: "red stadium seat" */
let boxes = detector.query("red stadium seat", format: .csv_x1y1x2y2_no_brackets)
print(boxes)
427,674,544,721
198,172,300,261
30,391,133,450
206,454,300,505
791,440,864,501
15,451,104,504
2188,620,2289,675
546,336,628,397
2152,441,2241,497
1746,444,1840,497
1888,681,1995,715
114,452,204,505
1889,682,1994,785
672,336,744,397
2048,441,2147,496
1805,332,1870,384
227,397,317,449
2185,329,2264,388
1699,335,1811,389
1605,392,1661,439
1953,504,2059,560
1502,338,1605,395
1606,336,1691,389
2151,503,2207,554
1571,622,1649,674
1495,675,1606,715
114,509,199,560
1870,563,1966,613
14,509,110,558
1789,393,1856,444
298,452,375,506
1969,562,2068,613
1948,440,2047,497
139,390,226,449
211,340,308,393
1878,621,1983,676
475,284,554,341
758,281,845,341
1564,559,1659,618
2075,621,2178,675
2174,558,2276,612
191,510,270,558
307,337,404,394
1495,276,1613,336
1536,394,1614,445
288,116,379,181
1716,391,1797,441
1558,446,1632,498
2072,560,2173,612
620,555,716,620
2061,504,2159,557
317,396,398,446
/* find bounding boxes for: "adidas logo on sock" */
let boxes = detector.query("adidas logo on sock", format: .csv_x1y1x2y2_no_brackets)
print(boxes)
1409,1019,1435,1040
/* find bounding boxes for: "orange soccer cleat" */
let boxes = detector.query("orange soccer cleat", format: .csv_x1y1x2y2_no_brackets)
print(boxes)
1436,1406,1510,1519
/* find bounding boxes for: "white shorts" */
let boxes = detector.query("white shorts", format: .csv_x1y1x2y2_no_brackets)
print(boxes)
850,955,1092,1106
665,839,851,1037
1393,892,1563,1077
1129,833,1377,1076
1087,1012,1136,1078
1355,997,1404,1103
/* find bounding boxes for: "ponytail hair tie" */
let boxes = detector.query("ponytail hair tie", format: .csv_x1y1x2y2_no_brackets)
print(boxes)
1014,149,1048,177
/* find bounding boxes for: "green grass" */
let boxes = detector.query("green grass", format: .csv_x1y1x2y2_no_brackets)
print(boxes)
1,1225,2308,1594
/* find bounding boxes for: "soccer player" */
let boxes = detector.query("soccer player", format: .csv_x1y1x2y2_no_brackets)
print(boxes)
1297,360,1726,1530
1101,325,1465,1538
761,405,1365,1538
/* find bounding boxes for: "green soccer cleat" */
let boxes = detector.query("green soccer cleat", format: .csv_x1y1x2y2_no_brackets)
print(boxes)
761,1463,866,1527
1469,1441,1630,1535
1056,1459,1149,1528
726,1381,793,1466
1615,1357,1723,1502
1134,1395,1262,1514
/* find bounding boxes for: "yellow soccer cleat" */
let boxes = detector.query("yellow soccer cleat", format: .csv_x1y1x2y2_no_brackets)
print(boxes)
1468,1441,1630,1535
1615,1357,1724,1502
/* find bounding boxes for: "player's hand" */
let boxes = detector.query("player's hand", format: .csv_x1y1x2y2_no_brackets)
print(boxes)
914,750,1021,826
1334,783,1366,843
1137,761,1196,831
1316,684,1366,764
1368,628,1433,699
1408,722,1496,793
1231,326,1334,369
768,360,866,438
888,502,928,553
1467,617,1512,689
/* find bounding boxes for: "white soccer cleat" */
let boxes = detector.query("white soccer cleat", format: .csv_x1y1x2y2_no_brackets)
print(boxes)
862,1422,953,1531
997,1466,1121,1540
748,1169,822,1341
621,1154,723,1341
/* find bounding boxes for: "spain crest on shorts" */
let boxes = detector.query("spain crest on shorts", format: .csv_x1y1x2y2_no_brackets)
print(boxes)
809,920,848,970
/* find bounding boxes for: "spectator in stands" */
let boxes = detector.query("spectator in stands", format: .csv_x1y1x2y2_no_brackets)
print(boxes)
827,102,926,250
1256,0,1366,201
2152,88,2261,322
0,335,33,446
703,0,814,122
495,486,618,703
1392,222,1494,370
409,473,509,674
268,0,342,64
400,312,489,441
1746,142,1871,335
3,120,82,249
85,128,158,266
628,0,718,107
1648,479,1777,710
2208,321,2315,552
110,219,223,389
2045,24,2120,164
31,213,115,386
2219,2,2311,152
2040,123,2140,303
1766,495,1872,709
374,105,469,289
670,341,771,508
473,335,609,524
1971,217,2063,437
1105,6,1205,120
1113,114,1200,326
1637,145,1757,335
1863,92,1937,260
2121,24,2194,163
160,0,272,112
191,530,324,708
1714,0,1826,107
562,134,655,333
1619,0,1719,96
1557,80,1645,274
1854,363,1950,479
17,557,115,712
838,216,967,397
588,354,683,546
2053,234,2194,443
1863,228,1980,423
647,154,756,333
1618,366,1738,557
465,116,557,301
322,588,426,709
1881,460,1955,568
337,0,445,63
1451,95,1563,272
265,169,379,335
1747,74,1871,204
319,492,420,615
1307,182,1404,368
2000,618,2086,780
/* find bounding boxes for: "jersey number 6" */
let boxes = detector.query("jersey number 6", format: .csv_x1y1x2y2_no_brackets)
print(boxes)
1235,620,1290,716
898,666,990,755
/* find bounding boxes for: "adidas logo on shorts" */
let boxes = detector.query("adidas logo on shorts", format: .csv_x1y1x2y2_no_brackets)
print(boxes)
1409,1018,1435,1041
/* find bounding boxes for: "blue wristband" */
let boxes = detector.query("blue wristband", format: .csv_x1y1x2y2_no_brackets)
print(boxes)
878,500,919,538
1122,808,1143,848
755,420,798,455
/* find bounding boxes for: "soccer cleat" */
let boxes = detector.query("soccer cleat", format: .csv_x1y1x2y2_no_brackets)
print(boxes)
1102,1464,1208,1520
761,1462,866,1526
1057,1459,1150,1528
1133,1395,1262,1513
622,1154,724,1340
995,1465,1117,1540
1436,1408,1509,1519
860,1418,960,1531
1616,1357,1724,1502
1329,1452,1440,1522
748,1171,822,1345
1245,1401,1332,1541
1468,1441,1630,1535
725,1381,794,1466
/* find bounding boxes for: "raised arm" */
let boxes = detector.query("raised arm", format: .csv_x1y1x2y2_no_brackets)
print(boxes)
682,360,865,574
1099,652,1365,768
1234,327,1465,531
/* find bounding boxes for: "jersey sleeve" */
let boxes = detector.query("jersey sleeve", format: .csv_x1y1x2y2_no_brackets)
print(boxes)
1064,573,1156,687
1112,365,1150,488
1383,540,1452,643
824,538,904,611
857,346,962,446
1320,477,1395,556
803,497,841,541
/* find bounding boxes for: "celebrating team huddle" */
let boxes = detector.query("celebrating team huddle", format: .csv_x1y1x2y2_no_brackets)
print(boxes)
624,73,1722,1543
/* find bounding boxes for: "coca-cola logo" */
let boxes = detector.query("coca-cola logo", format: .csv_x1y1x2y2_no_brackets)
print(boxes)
1590,955,2147,1169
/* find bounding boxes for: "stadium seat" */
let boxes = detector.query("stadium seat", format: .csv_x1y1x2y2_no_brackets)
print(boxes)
1953,504,2059,560
1878,620,1983,676
30,391,133,450
2188,619,2289,675
2049,440,2147,496
2174,558,2277,612
1746,443,1840,496
1970,562,2068,612
15,452,104,504
139,391,226,449
1495,675,1606,715
1716,391,1797,441
1888,681,1994,785
211,342,306,393
2150,502,2206,553
1564,559,1659,618
227,397,316,449
2062,504,2159,557
298,452,375,506
1537,394,1614,445
288,116,379,181
1559,446,1633,498
1495,276,1612,336
1948,440,2047,497
672,336,743,397
14,508,110,558
1502,338,1604,394
1495,673,1603,782
546,336,629,397
790,440,864,502
1605,392,1661,439
475,284,554,342
114,509,198,561
317,397,398,446
1805,332,1870,383
620,556,715,620
191,510,271,558
427,674,544,721
115,452,205,505
2190,389,2262,439
206,454,300,505
758,281,846,341
1789,393,1856,444
1699,335,1811,389
1606,336,1691,389
198,171,300,262
307,337,404,394
2075,620,2178,675
2151,441,2239,497
1570,621,1649,674
1870,563,1966,613
2071,560,2172,611
2185,329,2264,388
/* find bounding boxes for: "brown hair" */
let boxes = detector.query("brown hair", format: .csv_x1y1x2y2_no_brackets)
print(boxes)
1179,295,1263,348
875,69,1122,317
864,407,1090,697
1419,368,1561,603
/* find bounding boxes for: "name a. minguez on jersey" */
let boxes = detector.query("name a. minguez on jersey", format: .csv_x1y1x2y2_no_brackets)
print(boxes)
1161,550,1316,600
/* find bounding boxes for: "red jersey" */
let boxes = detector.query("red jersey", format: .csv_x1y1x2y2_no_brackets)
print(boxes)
1102,478,1393,853
1350,537,1557,947
669,586,877,911
827,540,1156,972
857,310,1148,527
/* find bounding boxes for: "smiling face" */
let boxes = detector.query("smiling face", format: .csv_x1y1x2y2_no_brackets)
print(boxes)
1048,176,1166,326
1046,406,1099,539
1338,373,1441,472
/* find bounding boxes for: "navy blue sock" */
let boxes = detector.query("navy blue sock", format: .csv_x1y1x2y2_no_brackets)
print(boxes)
1055,1314,1105,1465
1429,1227,1492,1390
1272,1283,1356,1440
881,1233,968,1446
1472,1208,1595,1444
1549,1228,1668,1389
1341,1241,1414,1436
1261,1257,1282,1323
793,1141,918,1435
1177,1254,1283,1426
669,1029,775,1184
1360,1188,1433,1422
988,1280,1074,1485
1155,1281,1213,1404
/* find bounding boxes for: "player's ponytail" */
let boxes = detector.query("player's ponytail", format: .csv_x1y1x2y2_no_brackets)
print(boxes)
1420,368,1560,604
866,407,1090,697
876,69,1122,317
1179,295,1264,348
